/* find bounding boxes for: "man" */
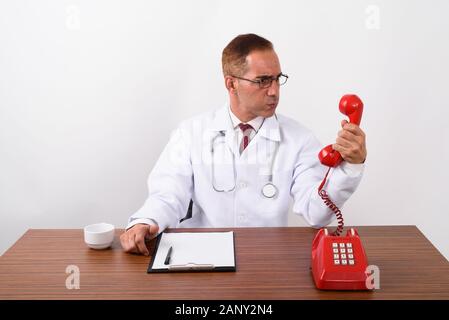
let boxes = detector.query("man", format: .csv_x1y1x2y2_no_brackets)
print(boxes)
121,34,367,255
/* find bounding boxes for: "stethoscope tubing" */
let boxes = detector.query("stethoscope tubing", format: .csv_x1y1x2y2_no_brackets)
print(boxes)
210,129,279,198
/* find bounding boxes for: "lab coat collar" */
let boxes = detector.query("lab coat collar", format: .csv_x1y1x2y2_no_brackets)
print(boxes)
210,103,234,132
210,103,281,142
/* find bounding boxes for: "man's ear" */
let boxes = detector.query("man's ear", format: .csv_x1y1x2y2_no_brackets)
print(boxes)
225,76,237,93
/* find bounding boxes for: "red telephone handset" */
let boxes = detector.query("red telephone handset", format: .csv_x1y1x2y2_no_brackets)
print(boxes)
312,94,370,290
318,95,364,167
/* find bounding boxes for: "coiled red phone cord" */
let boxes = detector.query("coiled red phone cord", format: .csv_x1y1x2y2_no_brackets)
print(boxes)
318,167,344,236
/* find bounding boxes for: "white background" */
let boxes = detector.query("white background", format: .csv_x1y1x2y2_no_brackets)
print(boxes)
1,0,448,260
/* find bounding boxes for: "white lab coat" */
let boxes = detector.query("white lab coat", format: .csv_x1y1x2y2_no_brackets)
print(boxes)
127,104,364,232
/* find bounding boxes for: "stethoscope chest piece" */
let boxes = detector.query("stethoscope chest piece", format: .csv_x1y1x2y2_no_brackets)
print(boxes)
262,182,278,198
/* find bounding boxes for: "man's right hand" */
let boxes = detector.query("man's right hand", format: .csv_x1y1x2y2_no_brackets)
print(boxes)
120,223,159,256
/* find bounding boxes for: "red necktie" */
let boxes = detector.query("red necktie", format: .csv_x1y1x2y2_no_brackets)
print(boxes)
238,123,253,154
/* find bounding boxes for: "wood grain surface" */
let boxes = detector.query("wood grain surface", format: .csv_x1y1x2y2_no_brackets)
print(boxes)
0,226,448,299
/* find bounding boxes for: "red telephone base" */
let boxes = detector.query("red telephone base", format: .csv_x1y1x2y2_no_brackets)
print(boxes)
311,228,370,290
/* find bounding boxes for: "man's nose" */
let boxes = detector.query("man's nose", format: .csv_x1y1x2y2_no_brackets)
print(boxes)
267,80,280,96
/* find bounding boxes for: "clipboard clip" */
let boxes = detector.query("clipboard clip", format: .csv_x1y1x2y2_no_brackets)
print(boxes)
168,263,215,271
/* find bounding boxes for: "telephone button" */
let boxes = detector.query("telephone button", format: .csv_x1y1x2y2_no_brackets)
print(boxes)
347,248,353,253
341,260,348,265
348,254,354,259
333,249,339,253
340,248,346,254
349,260,355,265
341,254,347,259
347,243,352,248
334,260,340,265
332,243,338,248
333,254,339,259
339,243,345,248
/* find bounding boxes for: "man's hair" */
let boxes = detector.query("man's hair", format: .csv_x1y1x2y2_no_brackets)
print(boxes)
222,33,273,77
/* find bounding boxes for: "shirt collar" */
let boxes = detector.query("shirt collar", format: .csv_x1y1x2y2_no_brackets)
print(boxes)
209,103,280,142
228,105,265,132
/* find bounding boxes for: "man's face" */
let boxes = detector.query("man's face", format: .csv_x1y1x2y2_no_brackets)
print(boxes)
233,49,282,119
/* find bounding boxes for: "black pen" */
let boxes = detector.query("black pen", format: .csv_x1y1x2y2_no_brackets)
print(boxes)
164,246,173,265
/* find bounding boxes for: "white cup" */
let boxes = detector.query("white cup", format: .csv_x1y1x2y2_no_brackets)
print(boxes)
84,223,115,249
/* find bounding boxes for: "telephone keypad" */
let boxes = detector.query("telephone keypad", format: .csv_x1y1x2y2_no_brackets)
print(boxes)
332,242,355,266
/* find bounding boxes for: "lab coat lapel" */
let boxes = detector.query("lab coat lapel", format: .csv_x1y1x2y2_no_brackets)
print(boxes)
209,104,238,157
246,114,281,171
247,113,281,152
257,114,281,142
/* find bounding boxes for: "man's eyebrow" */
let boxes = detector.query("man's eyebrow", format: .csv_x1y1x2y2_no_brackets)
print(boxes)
255,72,282,79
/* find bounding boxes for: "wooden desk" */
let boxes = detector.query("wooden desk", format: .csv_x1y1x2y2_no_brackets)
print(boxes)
0,226,448,299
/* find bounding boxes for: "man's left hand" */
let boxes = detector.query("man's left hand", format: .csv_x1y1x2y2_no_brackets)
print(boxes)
332,120,367,164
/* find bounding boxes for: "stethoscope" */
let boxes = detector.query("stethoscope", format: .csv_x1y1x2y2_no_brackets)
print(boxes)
210,121,280,199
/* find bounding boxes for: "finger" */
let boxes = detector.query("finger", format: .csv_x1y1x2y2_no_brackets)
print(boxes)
333,143,357,157
338,129,358,142
149,224,159,237
340,130,366,151
127,233,138,254
144,224,159,241
332,144,356,161
336,137,353,149
144,225,152,239
135,233,149,256
341,120,349,128
122,233,136,253
120,233,130,252
332,143,348,154
342,122,364,137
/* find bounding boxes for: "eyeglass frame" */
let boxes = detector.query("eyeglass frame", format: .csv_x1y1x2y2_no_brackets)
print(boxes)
230,72,289,89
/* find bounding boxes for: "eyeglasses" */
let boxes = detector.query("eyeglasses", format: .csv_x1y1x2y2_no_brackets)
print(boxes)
231,73,289,89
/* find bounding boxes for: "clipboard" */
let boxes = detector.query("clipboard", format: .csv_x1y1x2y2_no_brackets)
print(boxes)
147,231,236,273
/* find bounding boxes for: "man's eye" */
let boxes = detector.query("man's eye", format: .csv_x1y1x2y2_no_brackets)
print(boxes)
260,78,271,85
